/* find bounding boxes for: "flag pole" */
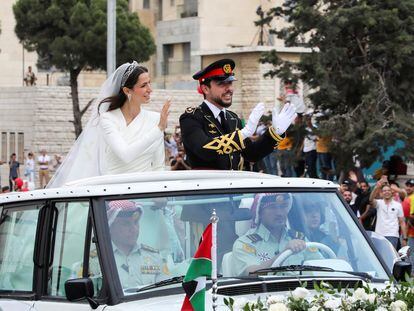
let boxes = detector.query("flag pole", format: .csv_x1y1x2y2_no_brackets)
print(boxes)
210,209,219,311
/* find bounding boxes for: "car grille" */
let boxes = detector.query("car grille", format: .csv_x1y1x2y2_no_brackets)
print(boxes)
217,279,362,296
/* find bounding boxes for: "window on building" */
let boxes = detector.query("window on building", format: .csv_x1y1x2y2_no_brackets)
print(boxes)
9,133,16,159
0,132,25,164
18,133,24,164
171,0,174,5
143,0,150,9
1,132,6,162
162,43,191,75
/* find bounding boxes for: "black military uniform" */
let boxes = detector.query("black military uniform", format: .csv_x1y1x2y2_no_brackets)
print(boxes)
180,59,284,170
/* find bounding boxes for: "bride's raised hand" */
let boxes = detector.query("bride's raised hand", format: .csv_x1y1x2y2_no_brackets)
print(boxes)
158,97,171,131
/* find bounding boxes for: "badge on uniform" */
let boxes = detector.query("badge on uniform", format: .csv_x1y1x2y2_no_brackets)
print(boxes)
257,252,271,262
141,264,160,274
242,243,256,254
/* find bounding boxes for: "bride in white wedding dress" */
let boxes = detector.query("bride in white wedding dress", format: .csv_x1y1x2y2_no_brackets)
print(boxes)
47,61,170,188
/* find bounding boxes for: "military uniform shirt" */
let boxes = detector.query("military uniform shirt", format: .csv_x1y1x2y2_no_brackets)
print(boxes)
179,102,285,170
112,243,166,289
232,224,322,276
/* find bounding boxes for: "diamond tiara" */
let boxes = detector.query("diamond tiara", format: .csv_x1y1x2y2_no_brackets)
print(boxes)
120,61,139,88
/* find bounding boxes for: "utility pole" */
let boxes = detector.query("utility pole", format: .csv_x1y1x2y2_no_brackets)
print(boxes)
107,0,116,76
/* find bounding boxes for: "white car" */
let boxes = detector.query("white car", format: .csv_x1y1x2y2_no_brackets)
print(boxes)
0,171,410,310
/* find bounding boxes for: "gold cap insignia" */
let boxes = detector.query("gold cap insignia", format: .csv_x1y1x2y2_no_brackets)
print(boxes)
223,64,232,74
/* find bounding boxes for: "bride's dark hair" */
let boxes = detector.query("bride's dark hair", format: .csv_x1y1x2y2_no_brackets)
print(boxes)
98,65,148,113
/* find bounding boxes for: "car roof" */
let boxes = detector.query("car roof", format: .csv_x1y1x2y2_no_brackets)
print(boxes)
0,170,337,204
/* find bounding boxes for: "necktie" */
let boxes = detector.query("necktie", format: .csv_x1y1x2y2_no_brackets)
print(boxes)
219,111,230,133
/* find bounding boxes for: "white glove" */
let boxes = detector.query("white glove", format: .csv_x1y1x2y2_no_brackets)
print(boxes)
241,102,265,139
272,103,297,135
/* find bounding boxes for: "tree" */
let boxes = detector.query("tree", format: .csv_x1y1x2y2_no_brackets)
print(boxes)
261,0,414,172
14,0,156,138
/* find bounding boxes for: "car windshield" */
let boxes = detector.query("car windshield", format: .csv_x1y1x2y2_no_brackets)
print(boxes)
104,191,388,294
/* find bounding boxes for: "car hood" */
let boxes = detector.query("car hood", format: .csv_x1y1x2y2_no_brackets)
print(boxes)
106,277,387,310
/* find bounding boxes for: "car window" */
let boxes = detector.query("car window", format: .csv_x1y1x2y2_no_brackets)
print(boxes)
0,203,42,292
104,192,388,295
48,201,91,297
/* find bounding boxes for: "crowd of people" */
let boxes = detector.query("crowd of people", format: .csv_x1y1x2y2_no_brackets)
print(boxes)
337,173,414,269
0,149,62,193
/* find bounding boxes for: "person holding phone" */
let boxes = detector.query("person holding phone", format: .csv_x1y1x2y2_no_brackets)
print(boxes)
369,175,407,249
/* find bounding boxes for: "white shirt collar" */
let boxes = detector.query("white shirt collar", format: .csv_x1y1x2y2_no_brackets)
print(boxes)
204,100,226,120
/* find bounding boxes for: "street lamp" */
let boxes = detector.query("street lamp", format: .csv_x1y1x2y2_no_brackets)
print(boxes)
107,0,116,76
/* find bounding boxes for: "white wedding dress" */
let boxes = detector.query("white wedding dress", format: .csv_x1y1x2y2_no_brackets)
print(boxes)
100,108,165,174
47,62,165,188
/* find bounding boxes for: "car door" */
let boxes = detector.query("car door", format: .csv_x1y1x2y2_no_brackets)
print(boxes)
33,200,106,311
0,202,43,310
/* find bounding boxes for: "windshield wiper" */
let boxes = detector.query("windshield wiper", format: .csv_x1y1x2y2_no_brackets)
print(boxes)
134,275,185,293
134,273,224,293
250,265,373,281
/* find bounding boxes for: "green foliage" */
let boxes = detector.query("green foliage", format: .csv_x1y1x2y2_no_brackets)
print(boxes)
13,0,155,71
226,278,414,311
261,0,414,171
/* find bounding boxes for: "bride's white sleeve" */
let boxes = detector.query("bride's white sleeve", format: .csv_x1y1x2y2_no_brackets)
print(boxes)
99,114,163,164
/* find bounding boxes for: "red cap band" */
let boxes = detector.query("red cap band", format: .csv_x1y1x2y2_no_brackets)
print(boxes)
198,67,232,83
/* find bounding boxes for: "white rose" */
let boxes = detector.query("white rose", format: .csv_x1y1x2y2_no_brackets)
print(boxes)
233,297,248,310
367,293,376,304
324,298,341,310
390,300,407,311
267,295,285,305
309,306,319,311
376,307,387,311
346,295,356,304
292,287,309,299
268,302,289,311
353,288,368,301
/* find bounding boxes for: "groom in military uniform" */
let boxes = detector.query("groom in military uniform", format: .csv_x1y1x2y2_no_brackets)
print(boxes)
179,58,296,170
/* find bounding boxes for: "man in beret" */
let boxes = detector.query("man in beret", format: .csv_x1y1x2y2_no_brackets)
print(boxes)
105,200,168,289
179,58,296,170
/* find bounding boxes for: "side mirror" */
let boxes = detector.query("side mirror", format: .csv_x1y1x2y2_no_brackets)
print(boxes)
398,246,411,261
65,278,99,309
392,261,412,281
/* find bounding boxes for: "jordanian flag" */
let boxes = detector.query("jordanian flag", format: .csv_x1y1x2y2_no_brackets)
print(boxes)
181,223,213,311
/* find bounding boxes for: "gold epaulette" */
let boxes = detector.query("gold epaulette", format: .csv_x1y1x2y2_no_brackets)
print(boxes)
141,244,160,253
269,126,284,143
203,130,246,154
246,233,263,243
185,106,197,114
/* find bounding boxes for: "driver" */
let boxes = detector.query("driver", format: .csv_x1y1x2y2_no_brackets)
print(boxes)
105,200,169,288
231,193,321,276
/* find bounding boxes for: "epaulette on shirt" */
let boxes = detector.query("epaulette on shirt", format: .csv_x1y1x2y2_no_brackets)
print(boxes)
287,229,305,240
141,244,159,253
246,233,263,243
185,106,198,114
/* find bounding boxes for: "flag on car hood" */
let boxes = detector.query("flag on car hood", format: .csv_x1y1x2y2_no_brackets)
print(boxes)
181,223,212,311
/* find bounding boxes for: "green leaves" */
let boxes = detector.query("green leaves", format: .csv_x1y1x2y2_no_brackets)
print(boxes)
260,0,414,170
13,0,155,72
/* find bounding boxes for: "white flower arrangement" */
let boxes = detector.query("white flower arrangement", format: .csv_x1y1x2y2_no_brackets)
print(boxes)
223,278,414,311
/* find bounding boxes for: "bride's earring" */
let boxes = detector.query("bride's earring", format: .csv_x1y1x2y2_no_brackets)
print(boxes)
127,93,132,102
